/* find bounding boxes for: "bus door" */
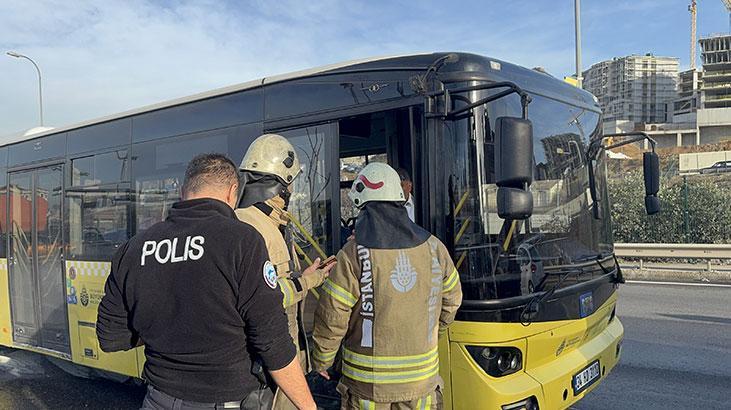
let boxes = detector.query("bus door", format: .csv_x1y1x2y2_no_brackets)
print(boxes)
338,106,422,233
7,164,69,355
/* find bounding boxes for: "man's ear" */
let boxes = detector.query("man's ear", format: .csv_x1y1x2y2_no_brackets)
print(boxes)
228,183,239,208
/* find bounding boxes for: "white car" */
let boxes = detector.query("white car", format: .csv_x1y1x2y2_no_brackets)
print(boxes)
517,244,545,295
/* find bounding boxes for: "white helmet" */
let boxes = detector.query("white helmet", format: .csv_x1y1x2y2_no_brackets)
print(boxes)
240,134,301,184
348,163,405,208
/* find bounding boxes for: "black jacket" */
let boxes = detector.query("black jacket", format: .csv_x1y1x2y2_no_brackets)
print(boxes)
96,198,295,402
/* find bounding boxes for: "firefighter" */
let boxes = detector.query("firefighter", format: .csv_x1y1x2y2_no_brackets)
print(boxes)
311,163,463,410
97,153,315,409
236,134,337,410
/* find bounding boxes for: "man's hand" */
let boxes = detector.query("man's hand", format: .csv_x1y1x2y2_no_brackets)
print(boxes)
269,357,317,410
300,257,336,289
318,370,331,380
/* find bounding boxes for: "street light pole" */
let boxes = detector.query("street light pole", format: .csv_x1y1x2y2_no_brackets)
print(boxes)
6,51,44,126
574,0,583,89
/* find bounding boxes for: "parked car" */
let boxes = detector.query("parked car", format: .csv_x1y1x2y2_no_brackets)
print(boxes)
517,242,545,295
700,160,731,174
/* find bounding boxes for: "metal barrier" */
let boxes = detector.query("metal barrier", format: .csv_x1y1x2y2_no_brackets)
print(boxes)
614,243,731,271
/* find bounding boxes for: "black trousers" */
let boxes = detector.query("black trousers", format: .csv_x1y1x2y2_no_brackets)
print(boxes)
140,385,272,410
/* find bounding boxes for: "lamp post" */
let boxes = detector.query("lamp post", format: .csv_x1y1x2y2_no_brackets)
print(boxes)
6,51,44,126
574,0,583,89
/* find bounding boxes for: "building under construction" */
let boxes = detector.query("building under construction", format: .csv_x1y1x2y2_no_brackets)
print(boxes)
673,69,702,121
582,54,679,127
699,34,731,108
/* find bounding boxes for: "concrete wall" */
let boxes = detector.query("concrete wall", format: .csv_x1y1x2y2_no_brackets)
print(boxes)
680,150,731,173
699,125,731,144
683,133,697,146
697,107,731,126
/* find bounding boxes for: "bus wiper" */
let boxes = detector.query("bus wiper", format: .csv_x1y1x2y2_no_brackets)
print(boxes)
520,266,584,326
520,253,617,326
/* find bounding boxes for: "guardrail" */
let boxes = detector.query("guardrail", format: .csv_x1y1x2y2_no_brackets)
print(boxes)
614,243,731,271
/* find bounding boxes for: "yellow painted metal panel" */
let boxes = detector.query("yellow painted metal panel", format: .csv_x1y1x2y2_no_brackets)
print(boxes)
449,317,572,345
528,318,623,409
0,259,11,346
437,335,453,410
65,261,141,378
525,293,617,371
447,292,622,409
450,338,541,410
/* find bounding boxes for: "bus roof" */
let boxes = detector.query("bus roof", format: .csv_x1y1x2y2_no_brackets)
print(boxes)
2,52,598,147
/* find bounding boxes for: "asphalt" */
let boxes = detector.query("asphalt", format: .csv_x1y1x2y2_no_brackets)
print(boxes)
0,283,729,409
575,282,731,410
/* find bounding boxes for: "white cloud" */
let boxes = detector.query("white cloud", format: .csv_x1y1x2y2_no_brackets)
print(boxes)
0,1,589,137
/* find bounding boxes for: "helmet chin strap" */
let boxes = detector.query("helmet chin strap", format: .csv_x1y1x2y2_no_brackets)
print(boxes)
279,186,292,210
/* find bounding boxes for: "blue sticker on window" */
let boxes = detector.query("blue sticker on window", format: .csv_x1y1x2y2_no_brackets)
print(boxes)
579,292,594,318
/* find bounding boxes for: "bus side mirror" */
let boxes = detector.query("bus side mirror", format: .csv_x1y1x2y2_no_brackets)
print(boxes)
495,117,534,219
643,152,660,215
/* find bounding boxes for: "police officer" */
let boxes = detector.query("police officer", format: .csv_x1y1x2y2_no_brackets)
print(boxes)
311,163,463,409
97,153,316,410
236,134,336,410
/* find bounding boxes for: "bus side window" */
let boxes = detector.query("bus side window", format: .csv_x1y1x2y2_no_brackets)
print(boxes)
131,126,255,232
277,124,337,260
67,150,132,262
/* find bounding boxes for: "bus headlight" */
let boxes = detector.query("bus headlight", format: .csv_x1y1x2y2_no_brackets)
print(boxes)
465,345,523,377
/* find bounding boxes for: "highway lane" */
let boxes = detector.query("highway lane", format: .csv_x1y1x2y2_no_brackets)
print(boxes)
1,282,729,409
576,282,731,410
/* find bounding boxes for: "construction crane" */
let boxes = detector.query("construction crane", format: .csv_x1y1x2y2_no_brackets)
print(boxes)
724,0,731,33
690,0,697,69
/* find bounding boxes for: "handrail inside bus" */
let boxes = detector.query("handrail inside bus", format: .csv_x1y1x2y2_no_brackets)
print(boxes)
287,212,328,260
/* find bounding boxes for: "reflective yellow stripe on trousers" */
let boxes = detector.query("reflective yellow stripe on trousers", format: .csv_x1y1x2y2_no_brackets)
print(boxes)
359,399,375,410
416,394,433,410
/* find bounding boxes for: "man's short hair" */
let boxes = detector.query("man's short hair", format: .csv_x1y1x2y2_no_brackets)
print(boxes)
183,153,239,195
396,168,411,182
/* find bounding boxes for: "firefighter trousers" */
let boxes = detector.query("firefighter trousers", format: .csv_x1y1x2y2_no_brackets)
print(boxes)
337,384,443,410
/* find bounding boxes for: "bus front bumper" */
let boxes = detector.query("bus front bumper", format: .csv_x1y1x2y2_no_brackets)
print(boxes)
449,317,623,409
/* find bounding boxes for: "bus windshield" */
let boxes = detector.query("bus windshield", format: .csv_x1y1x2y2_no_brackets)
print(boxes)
447,91,612,302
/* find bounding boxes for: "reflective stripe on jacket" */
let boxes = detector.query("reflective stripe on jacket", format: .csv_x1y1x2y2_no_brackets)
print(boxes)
312,236,462,403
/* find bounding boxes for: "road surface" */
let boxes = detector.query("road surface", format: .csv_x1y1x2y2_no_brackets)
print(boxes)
576,281,731,409
0,282,729,409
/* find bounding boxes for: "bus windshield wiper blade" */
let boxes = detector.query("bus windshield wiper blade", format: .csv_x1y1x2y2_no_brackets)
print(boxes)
520,254,617,326
520,266,584,326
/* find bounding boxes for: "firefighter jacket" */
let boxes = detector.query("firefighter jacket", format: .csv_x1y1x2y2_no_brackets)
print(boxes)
235,199,327,368
311,235,463,403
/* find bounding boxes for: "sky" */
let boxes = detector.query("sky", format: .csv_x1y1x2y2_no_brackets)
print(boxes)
1,0,730,137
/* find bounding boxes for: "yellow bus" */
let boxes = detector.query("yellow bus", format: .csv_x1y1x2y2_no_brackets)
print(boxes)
0,52,660,409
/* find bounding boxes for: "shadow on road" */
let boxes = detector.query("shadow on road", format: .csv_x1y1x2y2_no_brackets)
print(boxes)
0,348,145,409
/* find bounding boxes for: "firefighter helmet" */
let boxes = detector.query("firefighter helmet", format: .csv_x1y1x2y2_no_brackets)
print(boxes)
239,134,301,184
348,162,405,208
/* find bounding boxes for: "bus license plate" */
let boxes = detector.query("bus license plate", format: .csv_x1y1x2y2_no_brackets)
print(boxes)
573,360,600,395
